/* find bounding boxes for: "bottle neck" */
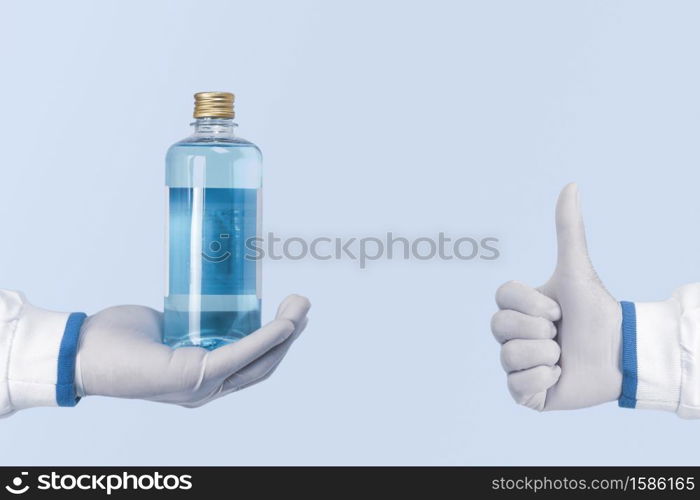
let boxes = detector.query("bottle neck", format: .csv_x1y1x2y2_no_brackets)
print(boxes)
192,117,237,138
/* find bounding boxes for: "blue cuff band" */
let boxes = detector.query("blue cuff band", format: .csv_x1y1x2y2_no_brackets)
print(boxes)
618,301,638,409
56,312,87,407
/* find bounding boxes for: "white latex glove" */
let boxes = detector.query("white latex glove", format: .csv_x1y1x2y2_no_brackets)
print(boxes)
491,184,622,410
75,295,310,407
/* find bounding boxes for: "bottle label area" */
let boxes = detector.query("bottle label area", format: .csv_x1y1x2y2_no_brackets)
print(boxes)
167,187,258,296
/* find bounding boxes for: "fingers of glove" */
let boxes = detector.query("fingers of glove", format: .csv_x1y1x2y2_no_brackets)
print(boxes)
179,360,280,408
275,294,311,323
285,315,309,345
181,298,310,405
213,316,309,400
491,309,556,343
500,339,560,372
495,281,561,321
205,318,295,380
226,311,309,389
507,365,561,410
219,342,293,395
191,316,310,408
190,314,310,407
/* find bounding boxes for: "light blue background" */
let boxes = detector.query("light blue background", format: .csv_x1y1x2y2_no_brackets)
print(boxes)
0,0,698,465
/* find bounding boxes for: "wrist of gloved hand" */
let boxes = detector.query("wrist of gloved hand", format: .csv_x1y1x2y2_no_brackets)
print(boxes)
0,290,84,416
619,295,684,413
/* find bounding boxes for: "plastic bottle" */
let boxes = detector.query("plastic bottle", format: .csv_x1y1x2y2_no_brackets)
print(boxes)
164,92,262,349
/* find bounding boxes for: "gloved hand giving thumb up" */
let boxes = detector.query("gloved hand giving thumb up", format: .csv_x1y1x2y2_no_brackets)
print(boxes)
491,183,622,410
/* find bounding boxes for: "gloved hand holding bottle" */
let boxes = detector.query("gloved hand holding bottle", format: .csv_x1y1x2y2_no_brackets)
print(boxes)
492,183,700,418
0,92,310,419
0,291,310,417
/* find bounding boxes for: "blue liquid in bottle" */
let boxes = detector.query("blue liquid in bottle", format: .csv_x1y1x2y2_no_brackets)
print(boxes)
164,94,261,350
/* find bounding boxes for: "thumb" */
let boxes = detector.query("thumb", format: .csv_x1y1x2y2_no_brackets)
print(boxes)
554,182,594,273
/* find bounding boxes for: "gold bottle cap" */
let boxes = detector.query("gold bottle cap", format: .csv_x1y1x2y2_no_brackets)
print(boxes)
193,92,235,119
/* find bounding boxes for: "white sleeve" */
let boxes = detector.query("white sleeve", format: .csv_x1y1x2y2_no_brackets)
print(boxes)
0,290,85,417
620,283,700,418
